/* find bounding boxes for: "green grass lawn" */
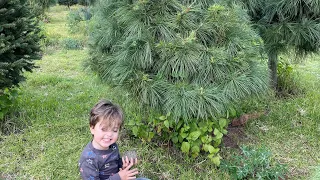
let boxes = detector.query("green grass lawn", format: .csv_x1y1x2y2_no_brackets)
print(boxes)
0,5,320,180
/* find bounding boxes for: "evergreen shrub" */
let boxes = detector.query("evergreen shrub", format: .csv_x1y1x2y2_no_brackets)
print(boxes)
28,0,57,18
0,0,42,90
89,0,269,163
67,7,92,34
0,0,41,122
62,38,83,49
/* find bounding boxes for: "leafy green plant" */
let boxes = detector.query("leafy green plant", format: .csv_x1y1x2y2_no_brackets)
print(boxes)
0,88,18,121
277,61,304,96
126,112,229,166
220,146,287,180
62,38,83,50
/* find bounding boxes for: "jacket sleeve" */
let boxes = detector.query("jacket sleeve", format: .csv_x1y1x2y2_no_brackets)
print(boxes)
106,173,121,180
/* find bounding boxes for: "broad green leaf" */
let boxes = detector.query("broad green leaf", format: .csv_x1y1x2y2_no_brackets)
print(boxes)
228,108,237,118
190,123,198,131
210,155,220,166
132,126,139,136
181,142,190,153
183,125,190,131
214,128,223,139
178,135,184,143
187,131,201,141
208,145,219,154
176,121,183,129
148,132,155,141
140,130,148,139
164,120,170,129
219,118,227,128
191,152,199,158
191,146,200,153
203,144,210,152
191,146,200,158
172,136,178,144
180,132,188,138
213,139,222,147
201,136,206,143
221,129,228,134
159,116,166,120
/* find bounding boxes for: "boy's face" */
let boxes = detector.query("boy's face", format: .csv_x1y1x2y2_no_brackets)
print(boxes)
90,118,120,150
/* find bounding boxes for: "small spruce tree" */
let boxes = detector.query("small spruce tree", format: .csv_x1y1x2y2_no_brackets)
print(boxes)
28,0,57,17
0,0,42,91
89,0,269,121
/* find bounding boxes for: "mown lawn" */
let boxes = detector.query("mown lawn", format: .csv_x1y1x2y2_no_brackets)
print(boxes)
0,5,319,180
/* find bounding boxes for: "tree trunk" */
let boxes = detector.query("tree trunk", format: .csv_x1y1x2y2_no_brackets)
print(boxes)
268,51,278,90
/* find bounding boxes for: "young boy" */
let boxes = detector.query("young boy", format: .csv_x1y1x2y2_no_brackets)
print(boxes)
79,100,139,180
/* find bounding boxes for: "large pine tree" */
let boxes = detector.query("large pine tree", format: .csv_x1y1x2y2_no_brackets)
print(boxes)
89,0,269,121
239,0,320,89
0,0,42,91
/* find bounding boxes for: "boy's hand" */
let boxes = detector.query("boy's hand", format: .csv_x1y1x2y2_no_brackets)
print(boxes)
122,156,138,169
118,160,139,180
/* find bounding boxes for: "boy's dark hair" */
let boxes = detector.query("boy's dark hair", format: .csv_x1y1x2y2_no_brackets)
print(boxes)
90,100,124,128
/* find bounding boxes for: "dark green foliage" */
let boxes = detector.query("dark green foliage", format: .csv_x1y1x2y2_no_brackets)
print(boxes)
238,0,320,89
0,0,42,90
58,0,77,7
221,146,287,180
89,0,269,122
28,0,57,17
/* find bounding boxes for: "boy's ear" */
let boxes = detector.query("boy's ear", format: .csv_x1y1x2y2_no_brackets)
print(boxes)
89,125,95,135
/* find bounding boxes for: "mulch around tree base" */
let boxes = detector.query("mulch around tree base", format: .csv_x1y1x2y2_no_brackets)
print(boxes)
222,125,248,149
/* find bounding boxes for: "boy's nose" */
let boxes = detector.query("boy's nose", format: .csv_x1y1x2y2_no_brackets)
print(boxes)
104,132,113,137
